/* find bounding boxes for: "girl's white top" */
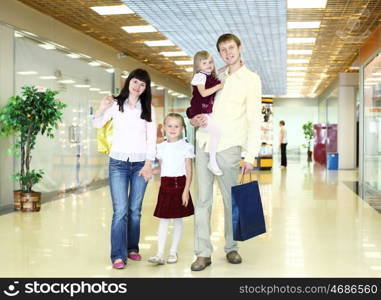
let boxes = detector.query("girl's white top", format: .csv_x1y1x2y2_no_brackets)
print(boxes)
157,139,195,177
92,100,156,162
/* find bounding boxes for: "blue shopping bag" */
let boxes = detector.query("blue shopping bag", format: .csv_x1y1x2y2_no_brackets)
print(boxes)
232,174,266,241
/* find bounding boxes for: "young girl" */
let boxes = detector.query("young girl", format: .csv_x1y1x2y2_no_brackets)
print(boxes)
186,50,224,176
148,113,194,265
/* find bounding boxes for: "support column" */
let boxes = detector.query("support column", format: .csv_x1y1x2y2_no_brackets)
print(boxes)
337,73,358,169
0,24,15,210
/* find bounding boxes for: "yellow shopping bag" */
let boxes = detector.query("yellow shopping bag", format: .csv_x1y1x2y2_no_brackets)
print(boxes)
97,119,113,154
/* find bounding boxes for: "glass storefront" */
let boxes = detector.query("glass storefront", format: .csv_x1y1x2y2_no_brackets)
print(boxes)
362,50,381,202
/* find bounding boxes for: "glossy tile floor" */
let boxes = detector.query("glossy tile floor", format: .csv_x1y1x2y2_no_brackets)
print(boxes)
1,157,381,278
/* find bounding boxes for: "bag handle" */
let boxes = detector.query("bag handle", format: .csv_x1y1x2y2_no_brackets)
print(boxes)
239,171,252,184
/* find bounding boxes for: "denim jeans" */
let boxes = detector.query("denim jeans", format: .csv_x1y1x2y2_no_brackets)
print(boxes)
109,158,148,262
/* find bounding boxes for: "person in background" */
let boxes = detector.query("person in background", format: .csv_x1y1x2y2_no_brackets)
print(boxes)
189,33,262,271
279,120,287,169
148,113,194,265
186,50,224,176
92,68,156,269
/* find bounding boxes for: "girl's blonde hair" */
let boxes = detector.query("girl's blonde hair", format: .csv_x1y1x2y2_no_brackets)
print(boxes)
193,50,217,78
164,113,187,140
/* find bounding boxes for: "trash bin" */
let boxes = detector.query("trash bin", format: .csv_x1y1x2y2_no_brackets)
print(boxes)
327,152,338,170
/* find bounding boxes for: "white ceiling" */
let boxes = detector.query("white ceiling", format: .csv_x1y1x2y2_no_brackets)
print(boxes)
122,0,287,95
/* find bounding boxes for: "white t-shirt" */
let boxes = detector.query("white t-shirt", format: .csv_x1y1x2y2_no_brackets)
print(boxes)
191,72,209,86
280,126,287,143
157,140,195,177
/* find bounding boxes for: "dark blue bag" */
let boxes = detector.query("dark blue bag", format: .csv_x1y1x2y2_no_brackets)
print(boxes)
232,174,266,241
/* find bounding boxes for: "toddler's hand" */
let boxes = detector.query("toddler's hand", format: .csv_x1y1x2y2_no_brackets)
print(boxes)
182,191,189,206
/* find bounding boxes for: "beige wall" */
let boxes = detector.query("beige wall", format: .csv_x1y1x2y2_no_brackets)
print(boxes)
0,0,189,95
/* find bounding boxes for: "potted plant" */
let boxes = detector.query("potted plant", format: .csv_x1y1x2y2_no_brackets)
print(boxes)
302,121,314,162
0,86,66,211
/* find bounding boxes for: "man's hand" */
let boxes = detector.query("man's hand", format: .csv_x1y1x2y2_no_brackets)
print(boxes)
190,114,208,128
241,162,254,174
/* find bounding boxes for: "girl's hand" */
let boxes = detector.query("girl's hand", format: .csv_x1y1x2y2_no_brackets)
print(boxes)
182,191,189,206
218,82,224,89
139,165,153,182
99,95,114,111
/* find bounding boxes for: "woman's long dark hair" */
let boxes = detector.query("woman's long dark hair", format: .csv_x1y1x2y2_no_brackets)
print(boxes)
114,68,152,122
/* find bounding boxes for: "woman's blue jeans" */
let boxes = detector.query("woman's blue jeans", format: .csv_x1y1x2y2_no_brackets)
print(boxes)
109,158,148,262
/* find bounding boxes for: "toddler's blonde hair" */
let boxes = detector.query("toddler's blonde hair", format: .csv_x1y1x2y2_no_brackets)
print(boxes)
193,50,217,78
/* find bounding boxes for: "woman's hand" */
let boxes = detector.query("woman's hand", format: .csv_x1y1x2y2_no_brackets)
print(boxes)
182,191,189,206
100,95,114,111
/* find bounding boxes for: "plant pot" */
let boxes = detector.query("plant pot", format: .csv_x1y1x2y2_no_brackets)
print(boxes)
307,150,313,162
21,191,41,212
13,190,22,211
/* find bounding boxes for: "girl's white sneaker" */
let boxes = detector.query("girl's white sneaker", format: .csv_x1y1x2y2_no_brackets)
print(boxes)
167,253,178,264
148,255,165,265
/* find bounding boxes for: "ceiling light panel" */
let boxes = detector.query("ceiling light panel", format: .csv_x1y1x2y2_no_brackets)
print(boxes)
122,0,287,94
287,0,327,9
144,40,175,47
121,25,157,33
287,21,321,29
90,5,134,15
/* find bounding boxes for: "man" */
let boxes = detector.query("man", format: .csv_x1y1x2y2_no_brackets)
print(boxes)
190,33,262,271
279,120,287,168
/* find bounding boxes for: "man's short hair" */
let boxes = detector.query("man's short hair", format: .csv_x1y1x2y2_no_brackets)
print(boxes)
216,33,241,52
279,120,285,125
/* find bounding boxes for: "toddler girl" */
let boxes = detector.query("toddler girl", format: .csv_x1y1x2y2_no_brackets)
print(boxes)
148,113,194,265
186,50,224,176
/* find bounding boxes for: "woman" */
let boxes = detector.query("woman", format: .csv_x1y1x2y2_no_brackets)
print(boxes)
93,69,156,269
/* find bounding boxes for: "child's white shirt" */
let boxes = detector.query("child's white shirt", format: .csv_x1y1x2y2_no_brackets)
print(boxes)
157,140,194,177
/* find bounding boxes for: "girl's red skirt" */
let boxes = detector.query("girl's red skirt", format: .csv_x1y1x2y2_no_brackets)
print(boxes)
153,176,194,218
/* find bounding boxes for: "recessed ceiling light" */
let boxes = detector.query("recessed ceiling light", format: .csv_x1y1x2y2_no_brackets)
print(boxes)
89,61,101,67
287,59,310,63
90,5,134,15
144,40,175,47
58,79,75,84
287,38,316,44
121,25,157,33
105,68,115,73
288,50,313,55
373,72,381,76
99,91,111,94
287,66,308,70
185,67,193,72
14,32,23,38
287,72,306,76
17,71,38,75
160,51,188,57
156,86,164,90
174,61,193,65
21,30,37,37
89,88,101,92
287,0,327,9
38,43,56,50
67,53,80,59
39,76,57,80
287,78,305,82
74,84,91,88
287,21,321,29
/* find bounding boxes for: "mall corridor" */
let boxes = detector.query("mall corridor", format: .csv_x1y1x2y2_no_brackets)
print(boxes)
1,158,380,278
1,0,381,281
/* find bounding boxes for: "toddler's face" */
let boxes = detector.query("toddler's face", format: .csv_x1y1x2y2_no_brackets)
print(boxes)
198,56,214,73
164,117,183,140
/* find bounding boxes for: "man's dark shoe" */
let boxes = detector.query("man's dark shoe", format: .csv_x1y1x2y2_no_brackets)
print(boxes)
226,251,242,264
190,257,211,271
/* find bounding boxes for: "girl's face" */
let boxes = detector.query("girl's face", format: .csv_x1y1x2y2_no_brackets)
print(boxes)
198,56,215,73
129,77,147,98
164,117,183,141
